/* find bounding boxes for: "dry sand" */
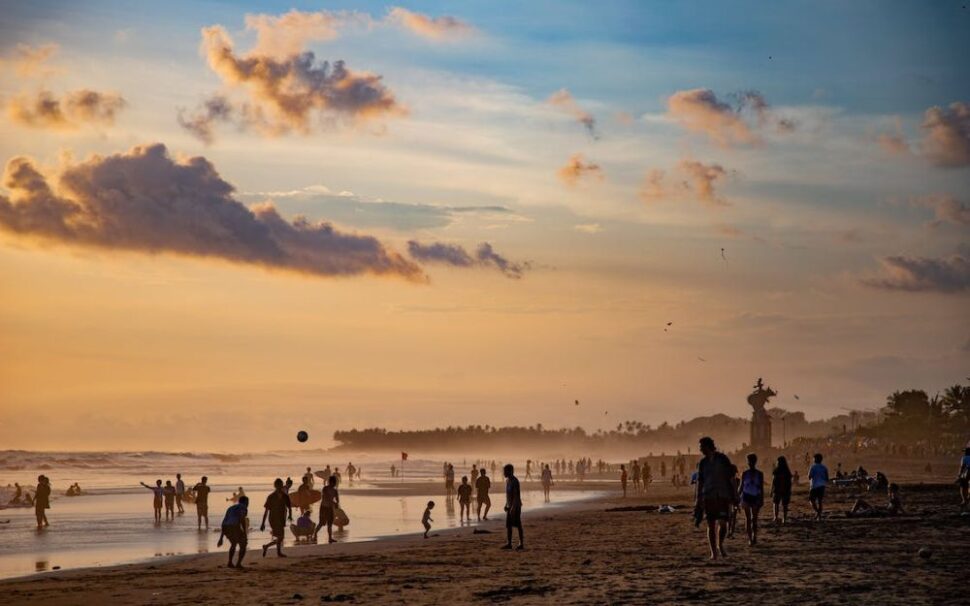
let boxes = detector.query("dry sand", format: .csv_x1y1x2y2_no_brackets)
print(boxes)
2,481,966,605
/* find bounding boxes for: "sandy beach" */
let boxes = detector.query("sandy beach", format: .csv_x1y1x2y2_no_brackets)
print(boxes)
3,480,966,605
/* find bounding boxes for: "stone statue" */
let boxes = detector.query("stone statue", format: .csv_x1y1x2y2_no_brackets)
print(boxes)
747,378,776,449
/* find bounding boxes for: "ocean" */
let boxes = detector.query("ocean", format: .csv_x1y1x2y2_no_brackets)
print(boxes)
0,450,603,579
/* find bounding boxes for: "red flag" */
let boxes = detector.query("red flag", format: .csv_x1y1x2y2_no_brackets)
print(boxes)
401,452,408,461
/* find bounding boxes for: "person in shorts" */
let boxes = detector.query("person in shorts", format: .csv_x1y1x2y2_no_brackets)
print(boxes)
476,469,492,520
218,495,249,568
261,478,292,557
808,453,829,521
771,456,793,523
502,464,524,550
314,475,339,544
739,453,764,546
193,476,211,529
695,436,735,560
457,476,472,522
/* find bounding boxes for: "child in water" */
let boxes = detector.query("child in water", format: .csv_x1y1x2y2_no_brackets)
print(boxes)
422,501,435,538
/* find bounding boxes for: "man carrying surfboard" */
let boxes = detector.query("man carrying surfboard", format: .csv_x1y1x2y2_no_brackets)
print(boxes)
314,475,340,544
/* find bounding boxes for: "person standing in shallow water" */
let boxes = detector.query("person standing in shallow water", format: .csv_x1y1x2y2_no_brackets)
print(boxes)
958,447,970,509
620,464,628,497
695,436,735,560
541,464,553,502
314,475,339,544
502,464,524,550
457,476,472,522
140,479,164,523
34,475,51,529
193,476,211,530
175,473,185,514
261,478,292,558
163,480,176,521
476,469,492,520
218,495,249,568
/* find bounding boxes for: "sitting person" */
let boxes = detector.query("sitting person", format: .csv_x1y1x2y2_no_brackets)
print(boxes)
872,472,889,492
290,508,315,540
849,483,905,517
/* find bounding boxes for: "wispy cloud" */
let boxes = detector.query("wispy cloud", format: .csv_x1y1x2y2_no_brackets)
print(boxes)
0,43,59,78
912,194,970,228
407,240,528,278
386,7,475,40
558,153,603,186
0,143,424,281
861,252,970,293
547,88,598,139
639,159,732,207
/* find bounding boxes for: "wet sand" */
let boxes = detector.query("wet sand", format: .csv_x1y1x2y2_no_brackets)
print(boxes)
2,481,966,605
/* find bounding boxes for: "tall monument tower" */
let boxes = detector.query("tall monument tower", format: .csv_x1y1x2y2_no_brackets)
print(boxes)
746,378,776,450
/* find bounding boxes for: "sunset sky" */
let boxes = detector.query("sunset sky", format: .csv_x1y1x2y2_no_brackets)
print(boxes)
1,1,968,452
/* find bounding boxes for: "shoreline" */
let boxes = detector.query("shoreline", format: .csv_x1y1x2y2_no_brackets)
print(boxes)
2,482,966,605
0,487,608,584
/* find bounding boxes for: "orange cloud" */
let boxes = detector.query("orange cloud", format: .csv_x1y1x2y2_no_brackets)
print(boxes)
244,9,368,58
0,143,424,281
666,89,794,147
639,159,731,207
547,89,598,138
921,101,970,168
667,88,760,147
558,154,604,186
386,7,475,40
194,25,404,139
7,89,126,130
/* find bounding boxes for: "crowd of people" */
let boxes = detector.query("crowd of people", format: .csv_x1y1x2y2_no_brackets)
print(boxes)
7,444,969,570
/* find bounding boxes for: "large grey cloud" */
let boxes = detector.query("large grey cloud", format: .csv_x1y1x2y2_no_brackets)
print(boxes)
921,101,970,168
861,253,970,293
408,240,529,278
0,143,424,281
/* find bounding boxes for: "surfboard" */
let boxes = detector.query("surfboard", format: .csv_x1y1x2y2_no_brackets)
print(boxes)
288,489,322,508
313,471,332,480
334,506,350,527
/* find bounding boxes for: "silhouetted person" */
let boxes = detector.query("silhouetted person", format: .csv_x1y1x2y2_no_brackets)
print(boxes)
526,459,533,481
422,501,435,538
34,475,51,529
314,475,339,544
218,495,249,568
620,464,628,497
695,437,734,560
140,479,164,523
739,453,764,546
457,476,472,522
303,467,314,490
808,453,829,521
632,461,641,493
959,447,970,508
10,482,22,504
163,480,176,521
175,473,186,514
502,464,524,550
445,464,455,499
541,464,553,502
476,469,492,520
193,476,211,529
849,483,905,517
642,462,651,492
771,456,793,523
261,478,292,557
